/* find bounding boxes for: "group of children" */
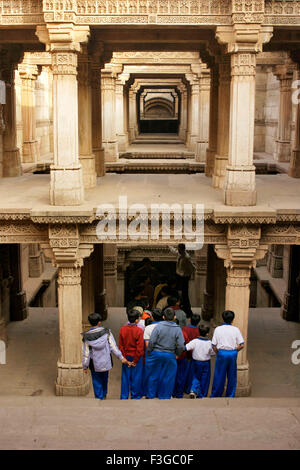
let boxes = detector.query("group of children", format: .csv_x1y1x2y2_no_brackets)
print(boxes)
82,299,245,400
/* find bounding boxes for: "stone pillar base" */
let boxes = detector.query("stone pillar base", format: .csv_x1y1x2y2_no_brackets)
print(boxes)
289,149,300,178
93,147,105,177
212,154,227,189
50,165,84,206
224,166,256,206
103,141,118,162
79,154,97,189
55,362,90,396
196,141,209,163
22,140,39,163
275,140,291,162
10,291,28,322
3,148,22,177
235,363,251,397
117,134,128,153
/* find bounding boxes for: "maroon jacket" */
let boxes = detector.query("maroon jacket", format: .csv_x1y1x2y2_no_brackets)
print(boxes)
178,325,200,360
119,324,144,364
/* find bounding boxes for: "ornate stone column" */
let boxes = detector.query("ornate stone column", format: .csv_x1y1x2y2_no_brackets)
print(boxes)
115,79,127,152
206,63,219,177
196,66,210,162
10,244,28,322
216,25,273,206
187,77,200,154
91,60,105,177
36,24,90,206
212,55,230,188
274,64,295,162
78,47,96,189
41,225,94,396
29,244,45,278
104,244,118,308
267,244,283,278
202,244,215,321
215,226,268,396
101,68,118,162
289,67,300,178
178,85,188,142
128,86,138,143
18,61,40,163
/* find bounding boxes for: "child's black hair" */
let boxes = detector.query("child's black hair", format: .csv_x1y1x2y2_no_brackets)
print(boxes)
88,312,102,326
199,325,210,337
145,317,152,327
167,296,178,307
163,307,175,322
190,314,201,326
127,309,140,324
152,308,163,322
222,310,235,324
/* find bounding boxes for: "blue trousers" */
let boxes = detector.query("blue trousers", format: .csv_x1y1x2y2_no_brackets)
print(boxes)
146,351,177,399
121,355,143,400
211,350,238,398
173,358,189,398
91,370,109,400
184,359,194,394
190,359,211,398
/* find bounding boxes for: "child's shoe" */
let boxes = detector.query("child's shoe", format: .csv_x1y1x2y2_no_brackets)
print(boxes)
189,391,196,399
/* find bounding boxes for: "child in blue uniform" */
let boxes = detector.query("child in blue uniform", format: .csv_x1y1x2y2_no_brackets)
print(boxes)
185,325,215,398
82,313,129,400
147,308,185,399
210,310,244,398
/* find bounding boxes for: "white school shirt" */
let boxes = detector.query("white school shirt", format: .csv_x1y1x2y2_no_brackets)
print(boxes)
185,338,215,361
144,322,159,341
211,324,244,351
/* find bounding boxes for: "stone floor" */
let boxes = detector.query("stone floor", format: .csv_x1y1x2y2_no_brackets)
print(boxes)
1,172,300,216
1,307,300,449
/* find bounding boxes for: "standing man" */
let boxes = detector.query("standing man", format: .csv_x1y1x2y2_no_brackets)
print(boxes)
169,244,195,317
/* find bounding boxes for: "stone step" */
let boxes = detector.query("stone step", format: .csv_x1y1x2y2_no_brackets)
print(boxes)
119,152,195,159
106,160,204,174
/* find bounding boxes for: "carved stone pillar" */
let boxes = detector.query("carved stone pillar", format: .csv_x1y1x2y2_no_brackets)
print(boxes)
3,78,22,177
115,80,127,152
18,62,40,163
281,246,300,322
81,253,95,331
178,86,187,142
188,80,200,154
41,224,94,396
94,244,107,320
91,61,105,177
36,25,90,206
10,244,28,322
274,64,294,162
202,244,215,321
104,244,118,308
56,266,89,395
215,226,268,396
289,68,300,178
78,48,96,189
212,55,230,188
101,69,118,162
0,101,4,178
196,68,210,162
206,64,219,177
267,245,283,278
29,244,45,278
216,25,273,206
129,87,138,143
